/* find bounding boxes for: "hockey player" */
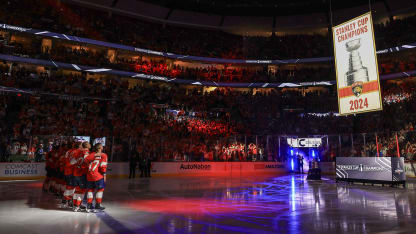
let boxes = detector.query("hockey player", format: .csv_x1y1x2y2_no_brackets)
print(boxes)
61,141,81,208
85,143,107,212
72,141,91,212
57,143,68,197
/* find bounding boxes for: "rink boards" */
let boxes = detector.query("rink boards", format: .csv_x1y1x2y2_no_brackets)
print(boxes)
0,163,45,180
1,161,415,180
0,162,286,180
149,162,286,177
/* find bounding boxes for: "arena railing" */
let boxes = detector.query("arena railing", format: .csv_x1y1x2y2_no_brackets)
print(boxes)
0,53,336,88
1,23,416,65
1,53,415,88
2,131,414,163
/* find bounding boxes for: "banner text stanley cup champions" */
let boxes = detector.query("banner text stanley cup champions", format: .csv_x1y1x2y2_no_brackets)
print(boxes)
332,12,382,115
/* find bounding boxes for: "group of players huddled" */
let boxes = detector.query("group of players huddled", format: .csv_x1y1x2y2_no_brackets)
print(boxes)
42,140,108,213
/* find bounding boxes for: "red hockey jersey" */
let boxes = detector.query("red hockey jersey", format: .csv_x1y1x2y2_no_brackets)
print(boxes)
63,149,76,176
72,149,90,177
85,152,108,181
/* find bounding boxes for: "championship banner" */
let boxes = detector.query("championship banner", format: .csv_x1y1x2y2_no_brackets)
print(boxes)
332,12,382,115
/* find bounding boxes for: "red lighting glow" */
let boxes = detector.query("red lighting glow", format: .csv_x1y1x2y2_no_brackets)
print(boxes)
124,198,256,215
24,182,43,188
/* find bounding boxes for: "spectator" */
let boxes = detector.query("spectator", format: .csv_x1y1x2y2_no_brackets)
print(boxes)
128,151,138,179
35,144,44,162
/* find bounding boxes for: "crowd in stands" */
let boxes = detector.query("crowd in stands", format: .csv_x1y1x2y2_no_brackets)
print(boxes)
0,64,415,162
0,0,415,162
382,80,416,104
0,0,415,84
0,39,333,83
1,36,415,84
325,122,416,161
1,0,416,61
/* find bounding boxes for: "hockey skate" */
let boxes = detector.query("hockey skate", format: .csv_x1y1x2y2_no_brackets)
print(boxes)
94,203,105,212
86,203,94,213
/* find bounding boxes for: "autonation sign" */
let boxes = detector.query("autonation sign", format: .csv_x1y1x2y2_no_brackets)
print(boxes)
287,138,322,147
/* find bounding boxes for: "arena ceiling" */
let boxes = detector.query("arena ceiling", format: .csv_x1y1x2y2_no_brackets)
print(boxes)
138,0,384,17
67,0,416,35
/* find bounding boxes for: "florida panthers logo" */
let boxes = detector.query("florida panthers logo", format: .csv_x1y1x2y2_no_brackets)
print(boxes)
351,81,363,97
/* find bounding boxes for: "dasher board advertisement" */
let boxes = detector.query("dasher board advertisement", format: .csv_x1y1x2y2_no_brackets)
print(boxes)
332,12,382,115
336,157,405,182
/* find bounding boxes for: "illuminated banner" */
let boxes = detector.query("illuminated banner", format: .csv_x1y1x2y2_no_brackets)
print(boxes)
287,138,322,148
93,137,106,146
74,136,90,142
336,157,405,182
332,12,382,115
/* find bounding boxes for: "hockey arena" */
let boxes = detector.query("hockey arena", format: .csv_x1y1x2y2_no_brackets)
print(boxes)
1,0,416,233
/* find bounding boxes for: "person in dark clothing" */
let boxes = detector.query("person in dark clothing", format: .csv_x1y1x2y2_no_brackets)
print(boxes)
297,154,304,174
139,155,146,178
35,144,44,162
0,141,6,162
129,152,138,179
145,156,152,177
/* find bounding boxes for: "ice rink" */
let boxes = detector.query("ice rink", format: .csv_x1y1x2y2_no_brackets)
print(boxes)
1,174,416,234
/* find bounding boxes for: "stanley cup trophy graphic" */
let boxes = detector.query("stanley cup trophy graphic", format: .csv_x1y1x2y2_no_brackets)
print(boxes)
345,39,369,97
